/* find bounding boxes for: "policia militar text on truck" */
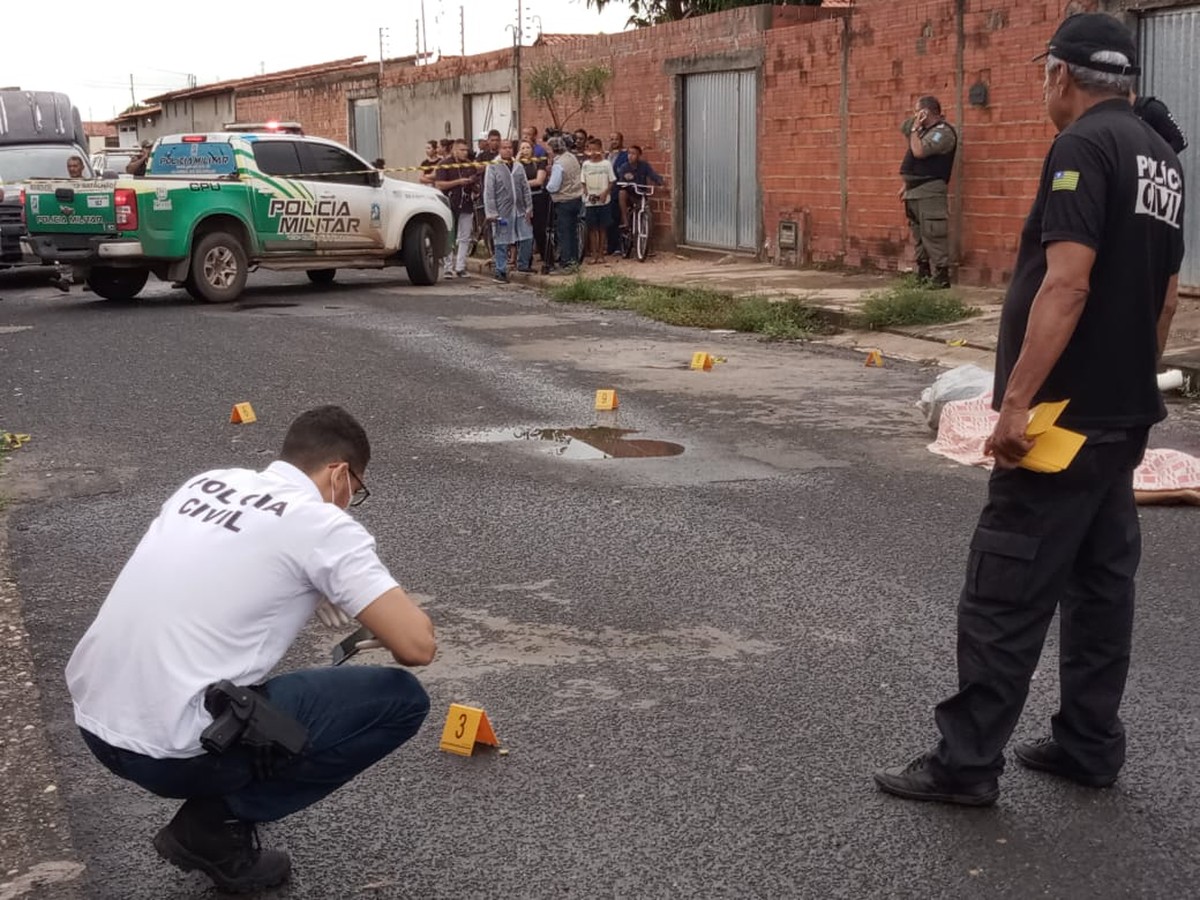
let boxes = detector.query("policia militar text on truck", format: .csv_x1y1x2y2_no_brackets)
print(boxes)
22,131,453,302
0,90,93,270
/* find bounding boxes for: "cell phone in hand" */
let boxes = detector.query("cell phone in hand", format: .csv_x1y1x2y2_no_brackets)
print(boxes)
331,625,375,666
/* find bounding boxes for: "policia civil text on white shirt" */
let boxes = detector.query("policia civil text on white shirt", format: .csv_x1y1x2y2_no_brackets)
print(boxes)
66,405,436,892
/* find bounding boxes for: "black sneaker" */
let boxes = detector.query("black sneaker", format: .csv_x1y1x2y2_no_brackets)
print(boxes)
153,798,291,894
1013,737,1118,788
455,270,468,278
874,752,999,807
493,272,509,284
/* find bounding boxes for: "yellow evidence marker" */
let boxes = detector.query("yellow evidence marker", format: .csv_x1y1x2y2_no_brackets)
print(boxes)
865,349,885,368
438,703,501,757
690,351,714,371
594,389,619,411
230,402,257,424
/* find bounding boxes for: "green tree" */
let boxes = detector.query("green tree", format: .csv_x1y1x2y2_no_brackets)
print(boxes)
527,60,613,131
587,0,822,27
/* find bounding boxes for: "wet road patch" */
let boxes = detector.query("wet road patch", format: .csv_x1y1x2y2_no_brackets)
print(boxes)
459,426,684,460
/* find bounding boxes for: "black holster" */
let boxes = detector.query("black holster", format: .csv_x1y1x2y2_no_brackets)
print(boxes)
200,680,308,778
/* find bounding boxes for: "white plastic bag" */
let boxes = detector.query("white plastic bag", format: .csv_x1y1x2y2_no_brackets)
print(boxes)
917,364,993,431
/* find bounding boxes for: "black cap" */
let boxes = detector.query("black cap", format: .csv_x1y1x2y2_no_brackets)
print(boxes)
1032,13,1140,76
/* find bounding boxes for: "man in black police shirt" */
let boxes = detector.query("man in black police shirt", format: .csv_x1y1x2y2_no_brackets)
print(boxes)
876,13,1184,806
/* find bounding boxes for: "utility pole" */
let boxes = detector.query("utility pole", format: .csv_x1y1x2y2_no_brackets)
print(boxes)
460,6,465,57
419,0,428,60
514,0,522,137
378,26,388,82
415,19,421,62
129,74,135,108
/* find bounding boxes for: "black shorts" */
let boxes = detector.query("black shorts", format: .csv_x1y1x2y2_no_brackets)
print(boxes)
585,205,611,228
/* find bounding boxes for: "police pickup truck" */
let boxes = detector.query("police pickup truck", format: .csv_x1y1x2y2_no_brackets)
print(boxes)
22,132,453,302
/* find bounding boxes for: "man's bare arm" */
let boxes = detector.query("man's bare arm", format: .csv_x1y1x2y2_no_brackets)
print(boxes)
1001,241,1096,410
356,586,436,666
1158,274,1179,360
986,240,1095,468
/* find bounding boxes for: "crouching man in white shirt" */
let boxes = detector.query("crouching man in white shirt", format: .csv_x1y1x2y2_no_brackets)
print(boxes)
65,405,436,893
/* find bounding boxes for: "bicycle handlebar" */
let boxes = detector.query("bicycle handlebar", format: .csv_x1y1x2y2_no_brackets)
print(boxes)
615,182,656,195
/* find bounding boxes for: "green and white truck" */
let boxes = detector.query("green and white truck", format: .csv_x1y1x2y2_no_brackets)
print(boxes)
21,131,453,302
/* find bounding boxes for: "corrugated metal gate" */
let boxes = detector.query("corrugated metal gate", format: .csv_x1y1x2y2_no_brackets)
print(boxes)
683,71,758,251
1140,8,1199,289
350,99,381,165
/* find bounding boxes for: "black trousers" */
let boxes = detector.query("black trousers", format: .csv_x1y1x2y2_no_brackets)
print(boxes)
531,190,551,264
932,428,1149,783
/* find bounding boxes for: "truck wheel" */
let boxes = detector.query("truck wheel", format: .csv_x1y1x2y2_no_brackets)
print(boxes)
306,269,337,285
403,221,438,286
190,231,248,303
86,267,149,301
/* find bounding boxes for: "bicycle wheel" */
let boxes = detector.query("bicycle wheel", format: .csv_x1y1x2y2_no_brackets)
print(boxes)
636,205,652,261
543,207,558,272
620,203,634,258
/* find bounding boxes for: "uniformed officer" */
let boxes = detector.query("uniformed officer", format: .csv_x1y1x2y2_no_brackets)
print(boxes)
899,95,958,288
66,406,437,891
875,12,1184,806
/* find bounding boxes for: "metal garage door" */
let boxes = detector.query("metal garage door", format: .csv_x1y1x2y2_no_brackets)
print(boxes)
350,99,381,165
1140,8,1199,289
684,71,758,251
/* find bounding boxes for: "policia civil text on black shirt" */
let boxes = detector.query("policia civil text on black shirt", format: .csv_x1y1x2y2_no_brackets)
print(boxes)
899,96,958,288
875,12,1184,807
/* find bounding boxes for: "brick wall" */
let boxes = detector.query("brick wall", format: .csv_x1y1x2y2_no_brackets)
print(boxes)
236,66,385,146
226,1,1135,287
518,1,1110,286
520,6,845,250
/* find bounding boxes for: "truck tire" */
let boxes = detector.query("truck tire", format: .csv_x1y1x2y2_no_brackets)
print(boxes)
190,231,248,303
86,267,149,301
306,269,337,285
403,221,439,286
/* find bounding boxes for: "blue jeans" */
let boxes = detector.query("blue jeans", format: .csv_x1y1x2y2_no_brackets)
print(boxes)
494,240,511,276
554,198,582,267
79,666,429,822
516,237,533,270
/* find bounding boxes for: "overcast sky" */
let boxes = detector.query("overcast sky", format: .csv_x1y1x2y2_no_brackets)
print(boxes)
2,0,632,122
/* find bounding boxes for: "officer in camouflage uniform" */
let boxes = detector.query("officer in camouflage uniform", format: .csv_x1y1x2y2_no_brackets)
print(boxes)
899,96,958,288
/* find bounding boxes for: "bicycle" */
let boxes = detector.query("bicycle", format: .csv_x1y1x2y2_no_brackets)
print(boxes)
617,182,655,262
467,202,495,263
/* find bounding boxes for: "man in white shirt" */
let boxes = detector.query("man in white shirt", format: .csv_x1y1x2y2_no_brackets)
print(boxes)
65,405,436,893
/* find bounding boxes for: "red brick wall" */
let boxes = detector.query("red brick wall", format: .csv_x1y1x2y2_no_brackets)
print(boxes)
518,1,1105,286
519,7,845,250
236,70,381,146
229,2,1117,287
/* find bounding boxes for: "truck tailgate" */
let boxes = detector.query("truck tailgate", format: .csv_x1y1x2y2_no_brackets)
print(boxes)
24,180,116,235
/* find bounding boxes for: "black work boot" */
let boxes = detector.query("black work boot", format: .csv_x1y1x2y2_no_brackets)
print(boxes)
932,267,952,289
916,260,932,282
874,752,999,807
1013,736,1118,788
153,797,291,893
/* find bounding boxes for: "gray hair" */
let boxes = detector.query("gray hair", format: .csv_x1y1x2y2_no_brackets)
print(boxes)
1046,51,1136,97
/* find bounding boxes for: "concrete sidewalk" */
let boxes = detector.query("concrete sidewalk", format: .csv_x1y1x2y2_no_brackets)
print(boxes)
472,251,1200,385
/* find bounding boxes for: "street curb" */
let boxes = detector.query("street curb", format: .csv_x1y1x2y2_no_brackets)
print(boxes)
457,256,997,370
456,258,1199,391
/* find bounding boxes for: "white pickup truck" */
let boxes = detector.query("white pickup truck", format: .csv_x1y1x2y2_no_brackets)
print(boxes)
23,131,453,302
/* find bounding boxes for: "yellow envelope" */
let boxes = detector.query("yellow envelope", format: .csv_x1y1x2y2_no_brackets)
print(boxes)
1025,399,1070,436
1020,423,1087,473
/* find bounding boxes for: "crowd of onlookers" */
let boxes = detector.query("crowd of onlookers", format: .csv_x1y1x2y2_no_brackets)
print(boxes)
414,126,663,282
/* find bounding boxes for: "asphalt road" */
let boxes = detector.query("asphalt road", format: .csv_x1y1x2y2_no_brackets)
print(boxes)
1,266,1199,900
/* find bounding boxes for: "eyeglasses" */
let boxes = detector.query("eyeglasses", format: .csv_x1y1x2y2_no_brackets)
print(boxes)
348,467,371,508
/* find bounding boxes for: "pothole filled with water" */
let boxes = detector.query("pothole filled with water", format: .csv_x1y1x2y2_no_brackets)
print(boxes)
459,426,685,460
